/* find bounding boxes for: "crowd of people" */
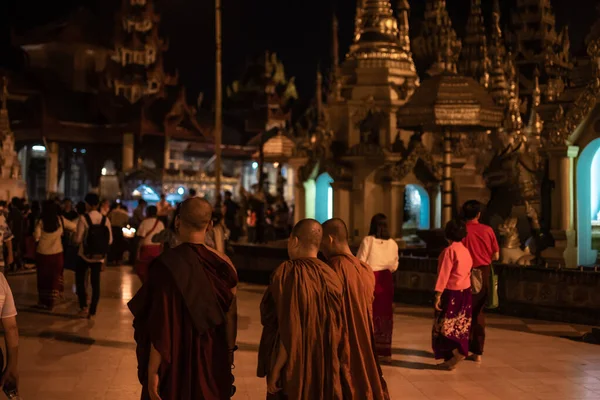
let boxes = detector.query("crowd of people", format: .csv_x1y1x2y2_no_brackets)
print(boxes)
0,192,498,398
123,195,499,399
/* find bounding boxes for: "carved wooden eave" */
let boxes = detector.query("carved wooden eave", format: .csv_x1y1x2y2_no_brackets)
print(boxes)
388,142,442,182
547,75,600,146
344,143,385,159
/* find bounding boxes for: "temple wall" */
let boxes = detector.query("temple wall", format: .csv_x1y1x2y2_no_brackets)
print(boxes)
230,244,600,326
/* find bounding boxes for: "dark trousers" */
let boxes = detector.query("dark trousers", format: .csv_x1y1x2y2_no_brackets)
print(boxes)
75,257,102,315
470,264,491,355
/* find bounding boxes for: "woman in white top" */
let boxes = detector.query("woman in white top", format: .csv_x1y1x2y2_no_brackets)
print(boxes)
134,205,165,283
34,200,77,310
357,213,399,362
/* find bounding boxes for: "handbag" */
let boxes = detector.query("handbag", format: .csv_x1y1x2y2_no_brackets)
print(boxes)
471,268,483,295
486,265,499,309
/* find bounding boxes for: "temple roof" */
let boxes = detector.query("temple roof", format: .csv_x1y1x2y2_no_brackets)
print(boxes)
397,73,504,130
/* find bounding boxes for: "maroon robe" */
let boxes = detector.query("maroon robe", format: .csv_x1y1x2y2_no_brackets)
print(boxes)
128,243,238,400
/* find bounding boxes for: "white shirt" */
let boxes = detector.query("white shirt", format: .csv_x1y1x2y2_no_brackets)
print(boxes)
0,274,17,318
34,217,77,255
74,210,113,263
356,235,399,272
137,218,165,247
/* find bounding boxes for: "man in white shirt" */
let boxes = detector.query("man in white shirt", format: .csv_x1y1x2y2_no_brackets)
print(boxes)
74,193,113,319
0,273,19,395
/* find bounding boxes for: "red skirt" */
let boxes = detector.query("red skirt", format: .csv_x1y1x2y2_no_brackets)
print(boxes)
373,269,394,357
36,252,64,309
135,245,162,283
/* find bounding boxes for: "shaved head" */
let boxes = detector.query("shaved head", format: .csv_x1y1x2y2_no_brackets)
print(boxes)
291,219,322,249
322,218,349,244
180,197,212,230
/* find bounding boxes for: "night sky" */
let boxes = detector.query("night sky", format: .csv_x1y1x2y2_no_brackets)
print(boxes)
1,0,599,108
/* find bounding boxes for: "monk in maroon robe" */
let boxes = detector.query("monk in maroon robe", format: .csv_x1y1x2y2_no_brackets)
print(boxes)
128,198,238,400
321,218,390,400
258,219,345,400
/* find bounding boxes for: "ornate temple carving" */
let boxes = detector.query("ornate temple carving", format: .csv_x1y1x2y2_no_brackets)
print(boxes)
107,0,176,104
389,140,441,182
0,78,23,181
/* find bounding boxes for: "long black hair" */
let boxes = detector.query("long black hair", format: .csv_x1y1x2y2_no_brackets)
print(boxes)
41,200,60,233
368,213,390,240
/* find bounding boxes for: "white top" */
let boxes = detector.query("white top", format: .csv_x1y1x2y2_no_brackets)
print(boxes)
34,217,77,255
74,211,113,263
356,235,399,272
137,218,165,247
0,273,17,318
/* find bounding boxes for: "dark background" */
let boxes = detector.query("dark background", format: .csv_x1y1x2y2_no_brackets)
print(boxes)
0,0,598,106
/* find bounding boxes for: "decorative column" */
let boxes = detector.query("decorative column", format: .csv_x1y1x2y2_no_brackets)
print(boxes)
389,181,406,240
428,183,442,229
163,133,171,170
46,142,59,197
442,129,453,225
332,181,352,236
293,183,305,224
543,145,579,268
122,133,135,172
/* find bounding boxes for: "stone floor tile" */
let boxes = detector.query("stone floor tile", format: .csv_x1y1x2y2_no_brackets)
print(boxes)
5,267,600,400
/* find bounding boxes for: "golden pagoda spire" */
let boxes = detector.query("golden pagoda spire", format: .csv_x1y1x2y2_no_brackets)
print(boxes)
488,5,508,106
348,0,413,63
526,68,544,138
459,0,490,86
316,66,323,118
505,54,523,135
329,13,342,101
0,77,10,137
396,0,411,53
423,0,461,76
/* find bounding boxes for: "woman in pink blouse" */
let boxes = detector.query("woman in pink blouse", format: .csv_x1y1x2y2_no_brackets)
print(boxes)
432,219,473,370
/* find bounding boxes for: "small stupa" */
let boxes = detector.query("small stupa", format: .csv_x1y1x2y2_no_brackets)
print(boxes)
0,77,26,200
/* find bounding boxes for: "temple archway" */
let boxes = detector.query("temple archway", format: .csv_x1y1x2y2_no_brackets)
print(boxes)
315,172,334,223
577,137,600,266
403,184,430,231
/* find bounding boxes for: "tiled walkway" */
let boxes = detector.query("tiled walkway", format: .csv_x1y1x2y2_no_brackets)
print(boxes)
6,267,600,399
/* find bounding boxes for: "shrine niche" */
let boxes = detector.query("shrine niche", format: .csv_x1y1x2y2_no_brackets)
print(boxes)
359,110,382,146
577,135,600,266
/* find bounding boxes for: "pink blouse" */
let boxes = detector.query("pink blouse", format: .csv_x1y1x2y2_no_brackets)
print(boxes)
434,241,473,293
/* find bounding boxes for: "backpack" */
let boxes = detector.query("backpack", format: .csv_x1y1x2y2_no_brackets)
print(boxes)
83,214,110,261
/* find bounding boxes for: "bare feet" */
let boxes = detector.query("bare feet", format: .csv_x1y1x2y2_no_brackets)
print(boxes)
77,307,89,318
467,354,482,363
440,350,465,371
